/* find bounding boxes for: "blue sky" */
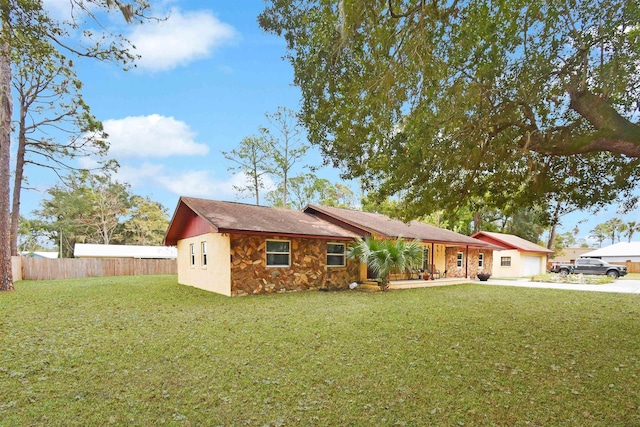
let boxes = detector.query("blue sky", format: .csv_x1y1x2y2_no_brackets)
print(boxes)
16,0,640,245
20,0,338,214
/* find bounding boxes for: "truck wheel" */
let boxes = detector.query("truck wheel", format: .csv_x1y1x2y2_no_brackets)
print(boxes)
606,270,619,279
559,269,569,277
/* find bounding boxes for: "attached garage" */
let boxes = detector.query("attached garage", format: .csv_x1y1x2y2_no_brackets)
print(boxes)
471,231,553,278
522,256,543,276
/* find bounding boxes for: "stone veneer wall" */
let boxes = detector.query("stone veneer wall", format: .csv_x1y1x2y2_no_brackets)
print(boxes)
445,247,493,278
230,234,360,296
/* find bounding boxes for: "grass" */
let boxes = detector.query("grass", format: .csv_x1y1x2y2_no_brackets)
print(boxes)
1,276,639,426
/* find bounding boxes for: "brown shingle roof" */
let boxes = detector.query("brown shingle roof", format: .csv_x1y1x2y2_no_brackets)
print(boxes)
471,231,553,253
175,197,358,239
304,204,493,247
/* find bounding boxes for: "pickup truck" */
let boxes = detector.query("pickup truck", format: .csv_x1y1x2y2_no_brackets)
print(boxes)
550,258,628,278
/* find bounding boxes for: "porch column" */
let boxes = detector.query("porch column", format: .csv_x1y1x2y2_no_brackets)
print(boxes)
465,245,469,278
431,242,435,275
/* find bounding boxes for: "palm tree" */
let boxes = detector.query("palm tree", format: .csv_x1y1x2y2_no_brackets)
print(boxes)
589,224,608,248
347,236,422,291
605,218,624,243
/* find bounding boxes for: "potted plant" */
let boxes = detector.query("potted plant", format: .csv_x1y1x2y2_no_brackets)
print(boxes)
477,271,491,281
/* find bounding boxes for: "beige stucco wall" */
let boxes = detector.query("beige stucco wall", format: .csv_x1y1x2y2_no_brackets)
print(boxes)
177,233,231,296
433,244,446,273
492,249,520,278
491,250,547,278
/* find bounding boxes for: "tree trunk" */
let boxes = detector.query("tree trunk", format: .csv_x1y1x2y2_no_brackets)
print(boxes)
546,204,561,250
472,211,480,234
10,98,28,256
253,164,260,205
0,37,14,291
282,140,288,208
547,222,557,250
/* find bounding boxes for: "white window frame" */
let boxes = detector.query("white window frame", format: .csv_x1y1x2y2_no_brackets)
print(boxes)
500,256,512,267
478,253,484,268
266,240,291,267
327,242,346,267
201,241,207,268
456,252,464,268
189,243,195,268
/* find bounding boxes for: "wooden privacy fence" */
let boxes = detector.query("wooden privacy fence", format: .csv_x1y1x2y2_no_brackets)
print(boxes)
612,261,640,274
20,258,177,281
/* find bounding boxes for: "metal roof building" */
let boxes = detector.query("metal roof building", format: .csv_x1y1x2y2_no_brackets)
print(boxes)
74,244,177,259
581,242,640,262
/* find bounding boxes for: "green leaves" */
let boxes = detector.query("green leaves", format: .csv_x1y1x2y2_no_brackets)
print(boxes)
347,236,422,286
34,171,137,255
260,0,640,218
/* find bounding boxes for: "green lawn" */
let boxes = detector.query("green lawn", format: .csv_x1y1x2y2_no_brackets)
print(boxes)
1,276,639,426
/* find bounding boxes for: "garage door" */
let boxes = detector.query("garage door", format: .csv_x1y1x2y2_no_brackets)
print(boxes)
523,256,541,276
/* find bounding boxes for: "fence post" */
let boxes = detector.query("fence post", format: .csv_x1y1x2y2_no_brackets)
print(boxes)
11,256,22,281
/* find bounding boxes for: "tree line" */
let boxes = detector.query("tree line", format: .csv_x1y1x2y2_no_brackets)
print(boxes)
19,170,169,258
590,219,639,247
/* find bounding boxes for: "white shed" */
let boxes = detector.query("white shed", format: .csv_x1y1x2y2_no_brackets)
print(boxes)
74,243,177,259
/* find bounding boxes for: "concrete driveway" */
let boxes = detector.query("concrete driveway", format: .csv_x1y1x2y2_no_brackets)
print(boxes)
483,278,640,294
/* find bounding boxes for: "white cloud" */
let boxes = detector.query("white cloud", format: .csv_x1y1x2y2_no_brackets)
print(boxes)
157,170,236,198
129,8,238,72
102,114,209,159
154,170,276,200
76,156,100,170
43,0,88,20
114,162,165,186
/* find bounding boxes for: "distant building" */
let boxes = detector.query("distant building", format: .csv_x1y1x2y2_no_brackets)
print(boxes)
74,243,177,259
20,251,59,259
581,242,640,263
551,247,593,263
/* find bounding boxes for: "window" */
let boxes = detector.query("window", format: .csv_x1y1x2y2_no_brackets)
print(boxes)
500,256,512,267
189,243,195,267
478,253,484,268
327,243,346,267
201,241,207,267
266,240,290,267
422,246,430,270
456,252,464,268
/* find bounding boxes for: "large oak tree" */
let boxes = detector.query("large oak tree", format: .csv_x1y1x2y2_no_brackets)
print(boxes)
259,0,640,221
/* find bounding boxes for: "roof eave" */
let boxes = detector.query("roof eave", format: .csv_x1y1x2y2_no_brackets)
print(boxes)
217,228,356,241
164,197,220,246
